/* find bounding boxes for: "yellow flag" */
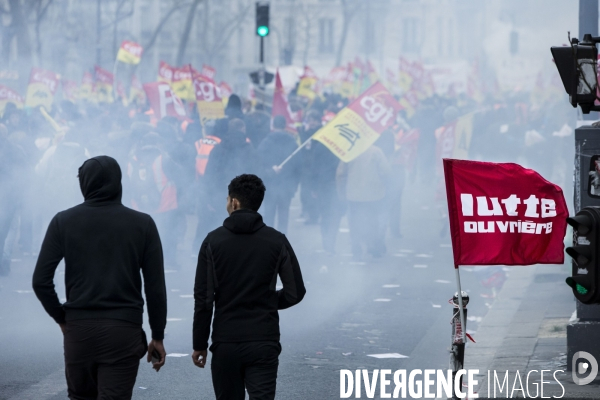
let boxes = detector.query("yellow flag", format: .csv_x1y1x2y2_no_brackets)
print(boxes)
25,68,58,109
116,41,143,65
312,82,401,163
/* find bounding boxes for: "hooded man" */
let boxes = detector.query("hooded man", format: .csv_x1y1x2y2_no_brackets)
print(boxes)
192,174,306,400
257,115,301,234
32,155,168,400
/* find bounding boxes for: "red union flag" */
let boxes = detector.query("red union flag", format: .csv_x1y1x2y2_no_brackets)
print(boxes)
443,159,568,267
143,82,186,120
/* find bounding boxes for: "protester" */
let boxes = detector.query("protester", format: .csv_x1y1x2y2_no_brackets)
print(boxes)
203,118,258,227
192,174,306,400
32,155,167,399
336,144,391,259
257,115,301,234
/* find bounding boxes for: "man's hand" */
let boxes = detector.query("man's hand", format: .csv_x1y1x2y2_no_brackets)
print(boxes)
192,350,207,368
59,323,66,335
147,339,166,372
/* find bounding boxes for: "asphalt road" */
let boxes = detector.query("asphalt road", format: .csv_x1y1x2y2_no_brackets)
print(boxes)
0,182,497,399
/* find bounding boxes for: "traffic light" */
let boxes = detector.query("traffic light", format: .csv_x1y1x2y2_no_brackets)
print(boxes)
566,207,600,304
551,34,600,114
256,2,270,37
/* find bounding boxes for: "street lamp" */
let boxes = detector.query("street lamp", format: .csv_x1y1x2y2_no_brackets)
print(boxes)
551,34,599,114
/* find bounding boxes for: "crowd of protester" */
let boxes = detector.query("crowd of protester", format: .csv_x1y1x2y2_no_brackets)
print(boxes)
0,76,576,276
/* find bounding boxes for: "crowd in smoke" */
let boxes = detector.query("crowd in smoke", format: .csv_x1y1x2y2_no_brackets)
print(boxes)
0,64,576,278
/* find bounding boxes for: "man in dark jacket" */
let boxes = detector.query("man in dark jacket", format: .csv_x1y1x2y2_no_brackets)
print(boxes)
192,174,306,400
257,115,301,234
203,118,258,230
32,155,168,399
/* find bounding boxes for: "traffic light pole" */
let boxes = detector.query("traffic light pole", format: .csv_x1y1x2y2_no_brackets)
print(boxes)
567,125,600,371
260,36,265,66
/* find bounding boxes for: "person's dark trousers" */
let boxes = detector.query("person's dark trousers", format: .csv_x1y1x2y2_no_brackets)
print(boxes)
261,192,293,234
64,319,147,400
210,341,281,400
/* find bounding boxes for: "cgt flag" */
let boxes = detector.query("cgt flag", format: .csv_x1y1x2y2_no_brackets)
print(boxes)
143,81,187,120
116,40,143,65
25,68,59,109
193,73,224,122
0,85,23,116
313,82,402,162
443,159,568,267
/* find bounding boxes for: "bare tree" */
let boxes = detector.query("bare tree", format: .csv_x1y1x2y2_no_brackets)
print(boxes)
109,0,133,56
197,0,252,67
143,0,190,54
335,0,362,67
1,0,34,67
32,0,54,65
297,2,324,66
175,0,203,66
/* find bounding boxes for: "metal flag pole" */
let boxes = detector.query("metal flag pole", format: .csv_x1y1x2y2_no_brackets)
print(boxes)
277,138,312,169
455,266,467,343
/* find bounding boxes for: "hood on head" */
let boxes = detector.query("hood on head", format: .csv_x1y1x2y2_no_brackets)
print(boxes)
223,209,265,234
78,155,122,204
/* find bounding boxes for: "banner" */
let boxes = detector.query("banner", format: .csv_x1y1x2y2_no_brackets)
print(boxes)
79,72,94,101
116,40,143,65
172,64,194,101
443,159,568,266
323,66,347,94
61,79,78,102
158,61,174,83
312,82,402,163
94,65,114,103
0,85,23,116
297,66,318,100
201,64,216,81
272,69,299,131
25,68,59,109
435,113,474,170
219,81,232,104
193,74,224,121
143,82,187,120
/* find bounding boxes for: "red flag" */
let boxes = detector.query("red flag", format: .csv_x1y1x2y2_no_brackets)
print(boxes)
443,159,568,267
271,69,297,130
143,82,187,120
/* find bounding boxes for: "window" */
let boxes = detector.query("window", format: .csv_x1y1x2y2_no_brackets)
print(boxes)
318,18,334,54
402,18,418,53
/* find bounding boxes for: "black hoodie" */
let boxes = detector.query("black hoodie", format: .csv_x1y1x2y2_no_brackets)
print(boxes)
193,209,306,350
32,156,167,340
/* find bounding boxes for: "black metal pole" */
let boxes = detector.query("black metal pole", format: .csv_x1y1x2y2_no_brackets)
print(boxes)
260,35,264,65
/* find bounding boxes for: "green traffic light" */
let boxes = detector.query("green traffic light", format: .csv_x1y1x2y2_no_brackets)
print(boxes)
257,26,269,37
566,277,589,295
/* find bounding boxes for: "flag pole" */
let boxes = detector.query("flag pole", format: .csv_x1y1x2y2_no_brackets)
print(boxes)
277,138,311,169
455,266,467,343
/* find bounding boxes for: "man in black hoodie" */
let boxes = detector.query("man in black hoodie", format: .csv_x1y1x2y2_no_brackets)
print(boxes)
192,174,305,400
32,155,167,399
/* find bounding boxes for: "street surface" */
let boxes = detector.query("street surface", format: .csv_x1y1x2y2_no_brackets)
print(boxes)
1,182,504,399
